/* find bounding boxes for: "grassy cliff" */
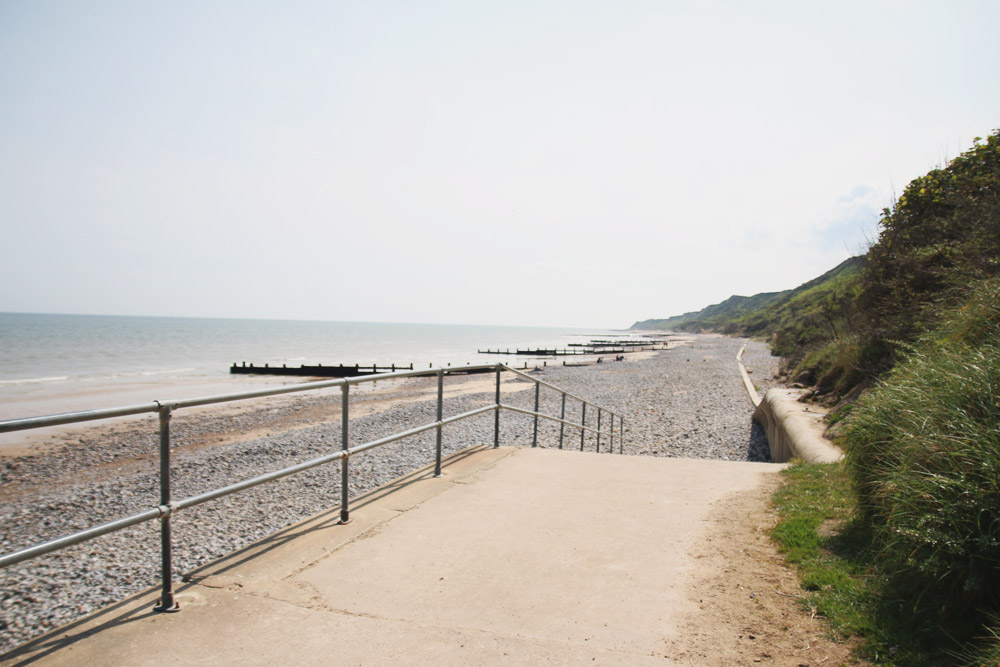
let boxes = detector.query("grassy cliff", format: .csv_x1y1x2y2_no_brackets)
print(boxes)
635,131,1000,406
632,256,867,399
632,256,862,338
843,277,1000,662
644,130,1000,664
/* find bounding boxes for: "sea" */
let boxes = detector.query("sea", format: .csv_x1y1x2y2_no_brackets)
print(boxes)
0,312,628,422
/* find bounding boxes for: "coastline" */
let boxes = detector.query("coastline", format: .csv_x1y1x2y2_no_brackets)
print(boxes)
0,361,588,457
0,334,780,655
0,374,307,456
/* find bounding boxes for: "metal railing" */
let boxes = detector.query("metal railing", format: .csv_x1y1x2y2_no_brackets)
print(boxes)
0,363,625,612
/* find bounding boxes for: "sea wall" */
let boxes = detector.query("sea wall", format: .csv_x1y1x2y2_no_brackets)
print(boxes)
753,388,843,464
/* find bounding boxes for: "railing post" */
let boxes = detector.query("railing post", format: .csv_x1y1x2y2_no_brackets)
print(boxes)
558,393,566,449
620,416,625,454
434,369,444,477
596,408,602,453
609,412,614,453
0,365,635,594
340,383,350,524
611,414,622,452
532,382,540,447
154,403,178,613
494,365,501,448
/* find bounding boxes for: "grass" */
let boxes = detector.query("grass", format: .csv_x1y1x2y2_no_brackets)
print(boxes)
840,278,1000,665
772,462,967,665
772,463,876,642
772,279,1000,665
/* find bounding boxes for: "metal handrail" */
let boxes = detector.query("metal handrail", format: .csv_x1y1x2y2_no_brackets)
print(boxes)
499,403,608,437
0,365,489,434
0,362,625,613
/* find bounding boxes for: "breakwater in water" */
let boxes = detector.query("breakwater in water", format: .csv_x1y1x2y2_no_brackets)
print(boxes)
0,313,623,423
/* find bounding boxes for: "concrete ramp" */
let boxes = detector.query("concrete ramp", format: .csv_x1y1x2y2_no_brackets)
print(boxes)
3,447,785,666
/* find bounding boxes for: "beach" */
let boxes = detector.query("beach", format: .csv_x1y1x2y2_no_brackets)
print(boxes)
0,334,779,654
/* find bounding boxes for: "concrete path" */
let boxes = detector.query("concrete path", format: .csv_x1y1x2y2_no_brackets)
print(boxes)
3,446,785,666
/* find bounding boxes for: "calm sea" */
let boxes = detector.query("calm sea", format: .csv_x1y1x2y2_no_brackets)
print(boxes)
0,313,619,414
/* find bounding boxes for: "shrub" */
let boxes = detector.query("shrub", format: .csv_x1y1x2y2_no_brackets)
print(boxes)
843,278,1000,637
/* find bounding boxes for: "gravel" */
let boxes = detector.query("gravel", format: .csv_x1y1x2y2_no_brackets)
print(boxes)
0,334,780,655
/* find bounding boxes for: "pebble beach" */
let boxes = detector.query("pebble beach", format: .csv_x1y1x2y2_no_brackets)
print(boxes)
0,333,780,655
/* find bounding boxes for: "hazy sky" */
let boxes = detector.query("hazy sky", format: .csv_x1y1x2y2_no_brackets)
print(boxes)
2,1,998,328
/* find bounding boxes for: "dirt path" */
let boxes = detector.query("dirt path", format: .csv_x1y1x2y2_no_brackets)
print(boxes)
673,473,864,666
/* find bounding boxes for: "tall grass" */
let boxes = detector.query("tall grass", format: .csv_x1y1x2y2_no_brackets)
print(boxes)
842,277,1000,651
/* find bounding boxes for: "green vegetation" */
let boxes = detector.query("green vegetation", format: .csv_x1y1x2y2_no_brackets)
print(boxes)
639,129,1000,663
630,255,862,348
773,461,984,665
843,278,1000,663
634,131,1000,406
771,462,874,641
861,135,1000,350
634,256,869,401
773,278,1000,664
779,135,998,662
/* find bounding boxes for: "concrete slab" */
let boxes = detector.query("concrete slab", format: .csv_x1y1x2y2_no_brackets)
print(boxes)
2,446,785,666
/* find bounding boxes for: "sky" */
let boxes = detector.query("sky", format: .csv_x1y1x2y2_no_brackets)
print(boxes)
1,1,998,329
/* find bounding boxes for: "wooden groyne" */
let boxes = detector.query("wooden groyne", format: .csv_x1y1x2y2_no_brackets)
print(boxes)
230,362,532,378
568,339,661,347
479,348,594,356
478,345,660,356
231,362,419,378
